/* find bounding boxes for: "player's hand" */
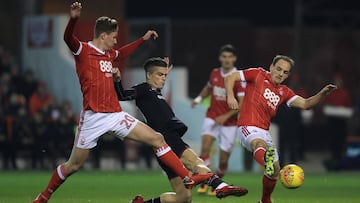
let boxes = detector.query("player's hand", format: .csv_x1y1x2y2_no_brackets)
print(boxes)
227,96,239,110
322,84,337,95
215,114,228,125
113,67,121,82
143,30,159,40
70,2,82,18
191,100,199,108
163,57,170,67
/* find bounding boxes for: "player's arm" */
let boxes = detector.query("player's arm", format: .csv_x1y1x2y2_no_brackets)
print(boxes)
214,109,239,125
114,81,137,101
225,71,242,109
63,2,82,53
215,93,243,124
113,68,137,101
191,85,211,108
290,84,337,110
117,30,159,60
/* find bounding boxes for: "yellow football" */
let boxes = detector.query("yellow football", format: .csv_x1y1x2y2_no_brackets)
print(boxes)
280,164,304,189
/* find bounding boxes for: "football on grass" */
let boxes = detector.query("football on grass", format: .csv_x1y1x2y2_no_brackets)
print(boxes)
280,164,304,189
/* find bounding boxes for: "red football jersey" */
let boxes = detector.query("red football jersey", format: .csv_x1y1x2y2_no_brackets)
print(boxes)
206,67,246,126
64,17,144,112
238,68,298,130
74,42,121,112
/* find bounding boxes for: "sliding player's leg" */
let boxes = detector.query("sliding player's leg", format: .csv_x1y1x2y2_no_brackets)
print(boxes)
131,177,192,203
121,114,212,188
181,148,248,199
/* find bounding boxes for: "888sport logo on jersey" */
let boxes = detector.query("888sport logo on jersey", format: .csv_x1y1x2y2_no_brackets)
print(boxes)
263,88,280,110
99,60,114,77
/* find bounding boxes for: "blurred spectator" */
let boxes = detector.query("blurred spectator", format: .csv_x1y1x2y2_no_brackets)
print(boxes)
323,72,353,171
19,69,38,100
61,100,79,124
1,93,26,170
29,111,49,169
29,81,52,117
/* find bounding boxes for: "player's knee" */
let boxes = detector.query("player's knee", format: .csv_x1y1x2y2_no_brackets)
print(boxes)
65,161,83,174
150,132,165,148
252,139,267,150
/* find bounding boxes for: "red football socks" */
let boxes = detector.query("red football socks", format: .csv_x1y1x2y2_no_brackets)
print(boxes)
254,147,266,166
262,174,277,203
155,144,189,178
42,163,68,199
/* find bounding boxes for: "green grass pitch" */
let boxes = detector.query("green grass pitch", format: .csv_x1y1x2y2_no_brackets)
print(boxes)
1,170,360,203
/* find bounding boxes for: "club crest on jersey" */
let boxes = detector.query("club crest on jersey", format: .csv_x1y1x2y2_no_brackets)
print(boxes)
99,60,113,77
263,88,280,110
213,86,226,101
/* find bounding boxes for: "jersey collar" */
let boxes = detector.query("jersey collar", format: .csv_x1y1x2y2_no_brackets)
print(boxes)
220,67,237,77
88,41,105,55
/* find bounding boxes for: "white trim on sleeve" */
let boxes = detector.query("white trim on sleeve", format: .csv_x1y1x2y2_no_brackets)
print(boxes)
73,42,82,55
237,92,245,97
239,70,245,81
287,95,300,107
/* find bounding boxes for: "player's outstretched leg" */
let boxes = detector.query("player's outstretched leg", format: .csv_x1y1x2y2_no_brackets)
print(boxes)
33,147,90,203
33,164,68,203
126,122,213,189
207,175,248,199
181,149,248,198
264,146,275,176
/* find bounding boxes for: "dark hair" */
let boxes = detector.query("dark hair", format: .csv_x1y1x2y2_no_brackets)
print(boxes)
143,57,168,73
272,55,295,69
94,16,118,38
219,44,236,55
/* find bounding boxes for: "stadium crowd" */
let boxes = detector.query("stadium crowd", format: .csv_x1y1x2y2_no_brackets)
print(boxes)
0,45,78,170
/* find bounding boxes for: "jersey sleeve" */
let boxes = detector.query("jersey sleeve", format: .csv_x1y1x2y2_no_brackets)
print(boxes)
285,87,300,107
239,68,261,82
114,81,137,101
114,38,145,61
63,17,82,55
235,81,246,97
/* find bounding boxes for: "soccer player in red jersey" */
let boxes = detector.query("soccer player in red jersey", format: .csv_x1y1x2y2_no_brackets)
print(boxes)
191,45,246,195
225,55,337,203
33,2,211,202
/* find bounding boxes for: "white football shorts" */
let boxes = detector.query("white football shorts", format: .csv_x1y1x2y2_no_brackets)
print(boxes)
201,117,238,152
238,126,279,162
74,110,139,149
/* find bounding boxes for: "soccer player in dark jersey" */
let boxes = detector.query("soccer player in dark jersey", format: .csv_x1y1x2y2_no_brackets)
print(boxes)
32,2,211,203
225,55,337,203
115,57,248,203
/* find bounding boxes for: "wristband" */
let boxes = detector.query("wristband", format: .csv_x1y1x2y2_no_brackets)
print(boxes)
194,96,202,103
